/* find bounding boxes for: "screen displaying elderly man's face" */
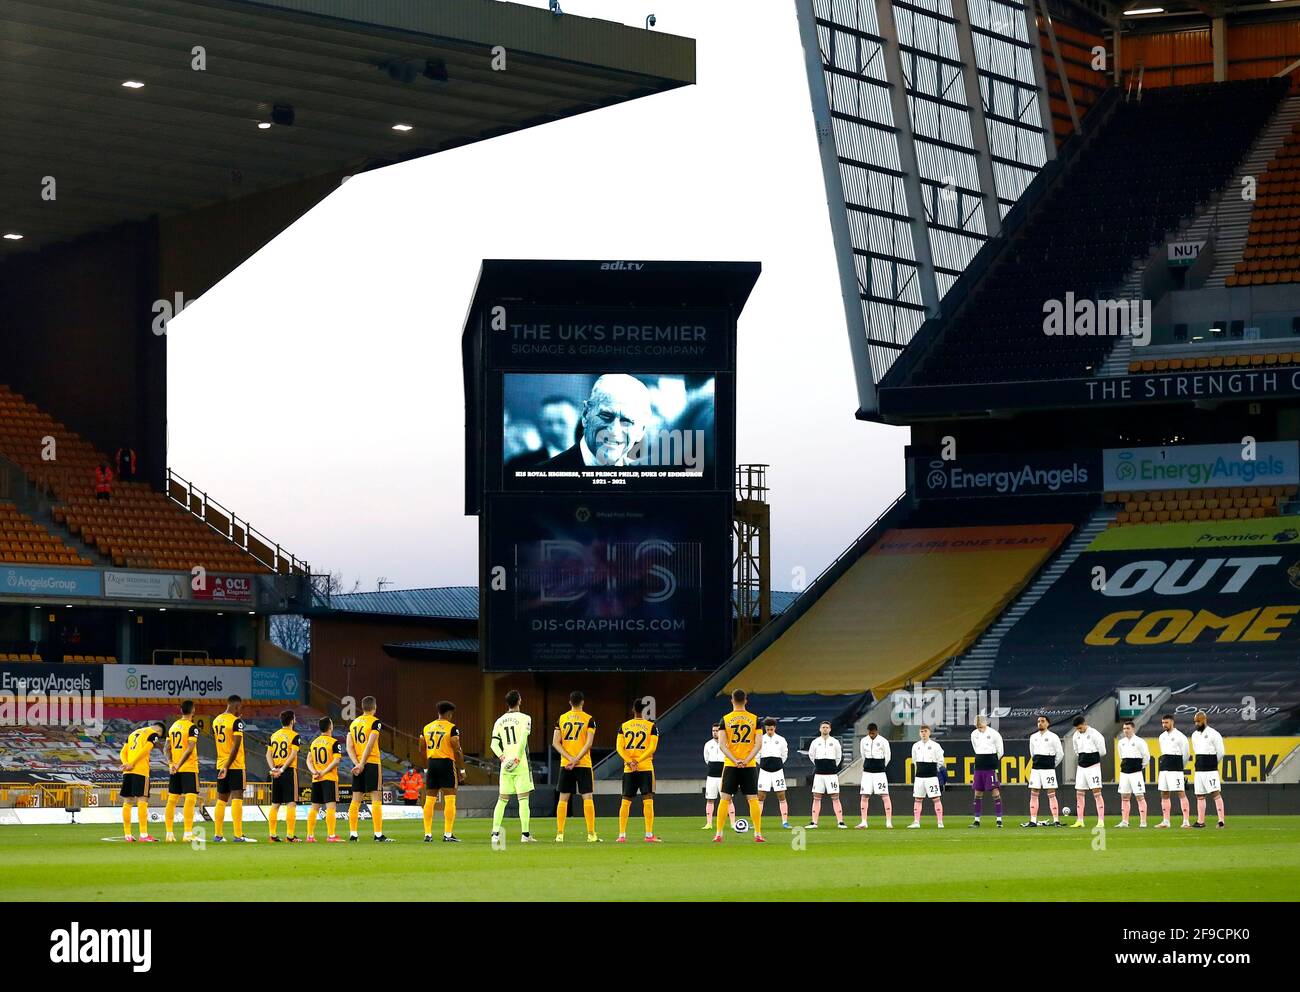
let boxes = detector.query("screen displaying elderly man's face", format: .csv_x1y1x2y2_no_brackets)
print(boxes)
582,374,651,465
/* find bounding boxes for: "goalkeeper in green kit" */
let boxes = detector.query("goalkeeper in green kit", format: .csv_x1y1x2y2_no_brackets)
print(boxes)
490,690,537,844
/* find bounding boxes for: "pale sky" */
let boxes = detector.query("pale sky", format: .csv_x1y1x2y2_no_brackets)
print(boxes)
167,0,908,592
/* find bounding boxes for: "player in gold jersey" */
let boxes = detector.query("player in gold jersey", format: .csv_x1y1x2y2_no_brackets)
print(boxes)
347,695,393,842
616,698,661,843
164,699,200,842
553,690,599,842
212,694,248,842
306,717,344,842
267,709,303,842
715,688,765,843
119,721,164,842
422,700,466,843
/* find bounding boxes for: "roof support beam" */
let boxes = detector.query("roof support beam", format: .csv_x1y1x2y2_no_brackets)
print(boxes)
1024,0,1058,160
876,1,943,319
950,0,1003,237
795,0,880,414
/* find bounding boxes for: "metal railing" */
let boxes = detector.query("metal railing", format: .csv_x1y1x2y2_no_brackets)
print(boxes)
166,468,309,576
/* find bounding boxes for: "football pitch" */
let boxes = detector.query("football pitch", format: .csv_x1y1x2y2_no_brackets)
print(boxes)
3,816,1298,901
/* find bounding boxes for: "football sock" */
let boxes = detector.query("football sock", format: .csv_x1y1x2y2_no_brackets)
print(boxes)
492,797,507,833
860,795,869,821
137,799,149,835
164,795,178,835
122,803,133,837
422,796,436,836
934,800,944,825
913,799,922,822
214,798,227,837
326,807,337,838
231,798,243,837
268,807,278,838
619,799,631,836
1076,791,1086,818
1136,796,1148,822
583,796,596,835
1197,796,1207,823
748,797,762,834
728,801,737,825
704,799,714,825
1095,795,1105,821
286,803,297,838
444,795,456,835
973,796,983,816
1214,795,1225,821
1161,795,1172,820
716,797,731,832
993,797,1003,817
307,809,318,840
643,798,654,835
831,796,843,823
182,795,196,836
810,795,821,825
556,798,569,835
778,797,789,822
1029,793,1040,819
348,798,360,835
371,800,383,836
882,795,892,819
1121,795,1130,821
1179,793,1191,821
1048,794,1060,819
518,796,531,834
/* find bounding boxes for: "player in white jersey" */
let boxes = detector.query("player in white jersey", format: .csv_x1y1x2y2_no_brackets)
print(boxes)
856,722,892,829
1070,715,1106,828
907,725,945,828
489,690,537,844
1190,711,1226,829
805,722,846,829
756,718,791,829
969,714,1005,828
1115,719,1151,828
1022,715,1064,827
702,724,738,831
1154,713,1192,829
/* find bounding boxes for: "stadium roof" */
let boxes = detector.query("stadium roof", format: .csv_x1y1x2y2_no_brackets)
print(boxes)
1,0,695,254
323,585,802,623
324,585,479,620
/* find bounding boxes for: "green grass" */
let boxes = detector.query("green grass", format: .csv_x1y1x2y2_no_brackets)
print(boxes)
2,816,1298,901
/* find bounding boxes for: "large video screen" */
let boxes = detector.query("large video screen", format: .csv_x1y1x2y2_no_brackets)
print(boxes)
482,494,731,671
496,372,717,491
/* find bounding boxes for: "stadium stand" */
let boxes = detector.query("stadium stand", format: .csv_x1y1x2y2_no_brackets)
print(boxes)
1105,486,1295,525
0,384,267,572
0,501,89,566
908,78,1289,386
725,524,1072,697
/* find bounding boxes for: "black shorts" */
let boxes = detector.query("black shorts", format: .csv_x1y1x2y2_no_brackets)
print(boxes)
352,764,379,794
426,758,458,791
720,765,759,797
168,772,198,796
216,769,245,797
557,766,594,796
311,781,338,805
270,771,298,805
120,773,148,799
622,770,655,798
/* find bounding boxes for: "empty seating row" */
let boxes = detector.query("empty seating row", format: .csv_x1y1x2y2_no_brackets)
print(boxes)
1127,352,1300,373
0,502,92,567
1112,505,1278,525
1104,485,1297,502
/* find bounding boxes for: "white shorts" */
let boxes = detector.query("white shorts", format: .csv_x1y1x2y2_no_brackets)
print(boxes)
1075,764,1103,791
913,776,941,800
757,769,787,793
860,772,889,796
704,776,722,801
812,774,840,795
1028,768,1058,791
1118,771,1146,796
1194,770,1221,795
1157,771,1185,793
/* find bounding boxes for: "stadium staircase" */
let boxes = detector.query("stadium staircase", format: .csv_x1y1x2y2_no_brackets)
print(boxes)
929,504,1117,707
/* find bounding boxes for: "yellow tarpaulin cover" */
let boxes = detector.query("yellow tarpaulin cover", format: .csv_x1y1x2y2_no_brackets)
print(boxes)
726,524,1073,697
